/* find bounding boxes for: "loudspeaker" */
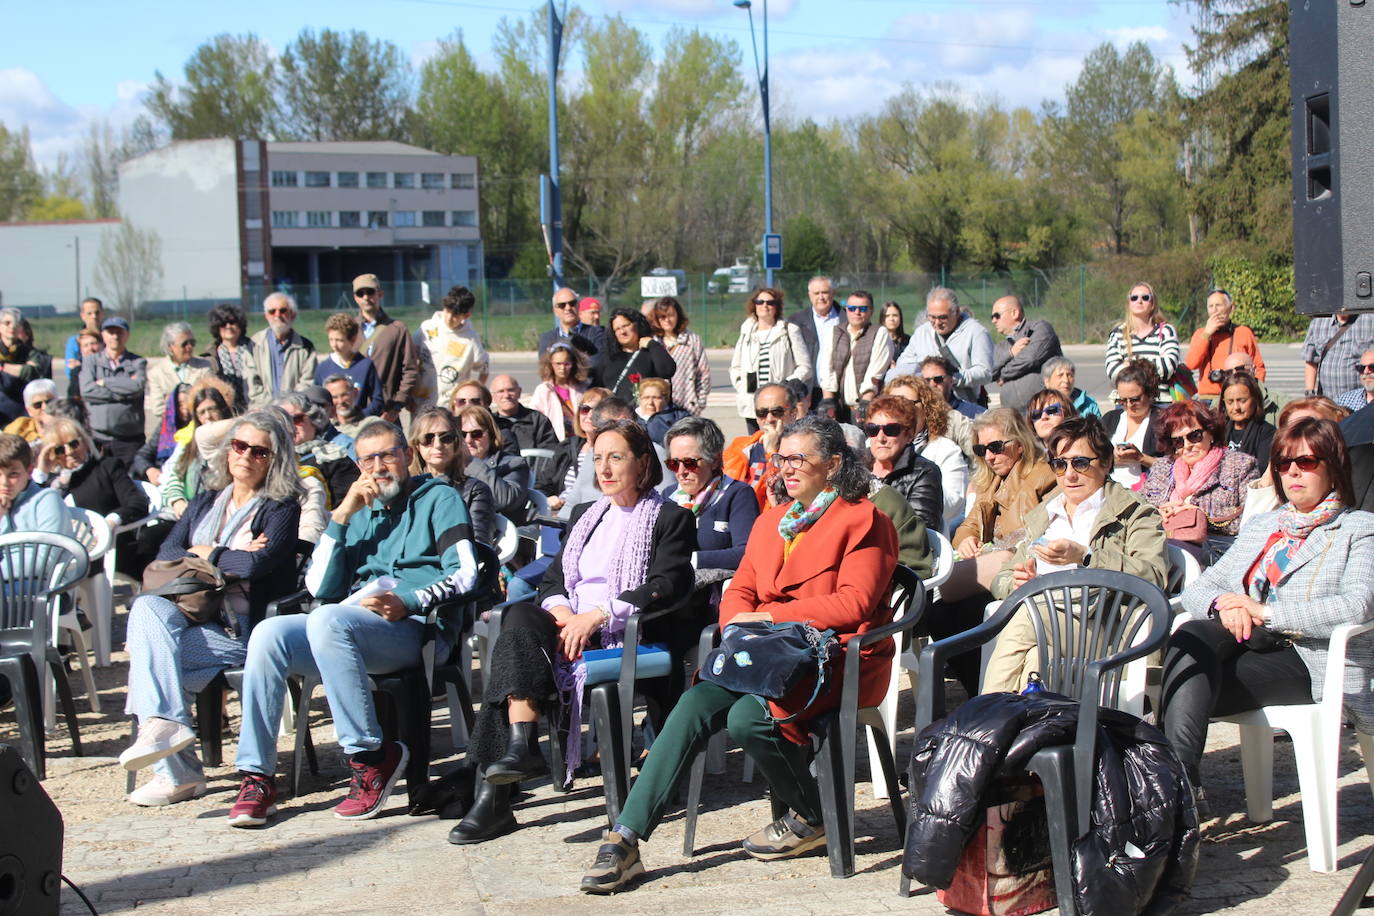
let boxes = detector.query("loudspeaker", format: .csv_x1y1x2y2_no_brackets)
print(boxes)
1290,0,1374,314
0,745,63,915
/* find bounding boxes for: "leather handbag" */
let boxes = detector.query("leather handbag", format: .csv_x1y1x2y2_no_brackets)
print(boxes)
1162,505,1208,543
141,556,228,626
700,620,838,723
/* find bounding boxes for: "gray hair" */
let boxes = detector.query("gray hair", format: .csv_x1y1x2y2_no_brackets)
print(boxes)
776,415,870,502
322,372,353,388
355,418,407,451
203,409,305,503
663,416,725,468
263,291,297,315
755,382,797,410
808,275,834,289
160,321,194,358
23,378,57,406
927,287,958,309
1041,355,1076,382
276,392,328,439
0,307,21,326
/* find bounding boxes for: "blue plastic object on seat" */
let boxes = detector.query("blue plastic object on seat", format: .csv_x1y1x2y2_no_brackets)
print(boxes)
580,644,672,685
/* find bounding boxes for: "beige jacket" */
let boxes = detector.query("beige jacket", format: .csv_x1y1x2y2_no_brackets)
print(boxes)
144,357,212,439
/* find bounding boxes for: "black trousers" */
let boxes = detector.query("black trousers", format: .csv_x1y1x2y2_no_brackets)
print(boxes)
1160,617,1313,777
925,595,989,696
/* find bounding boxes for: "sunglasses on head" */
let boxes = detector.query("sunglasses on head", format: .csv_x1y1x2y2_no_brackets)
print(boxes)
666,456,706,473
972,440,1010,458
353,288,378,297
755,406,788,420
752,297,778,307
418,431,457,447
1276,454,1324,473
229,438,271,461
1167,428,1208,449
1049,455,1098,475
863,422,905,438
1129,293,1153,302
1029,403,1063,421
51,438,82,458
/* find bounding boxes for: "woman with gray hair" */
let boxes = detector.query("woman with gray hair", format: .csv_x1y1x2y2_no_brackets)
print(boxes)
2,377,56,441
119,409,304,807
1041,355,1101,419
662,415,759,572
276,391,359,507
145,320,212,442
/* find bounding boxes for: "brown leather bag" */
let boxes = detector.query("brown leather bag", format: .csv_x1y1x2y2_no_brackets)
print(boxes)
141,557,228,626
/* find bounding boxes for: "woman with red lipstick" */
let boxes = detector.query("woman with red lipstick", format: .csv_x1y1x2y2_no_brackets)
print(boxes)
1161,418,1374,815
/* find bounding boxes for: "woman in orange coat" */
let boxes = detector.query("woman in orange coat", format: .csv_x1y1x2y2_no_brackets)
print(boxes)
578,416,898,894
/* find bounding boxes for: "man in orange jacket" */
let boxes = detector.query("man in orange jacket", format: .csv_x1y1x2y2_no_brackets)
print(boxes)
722,382,798,508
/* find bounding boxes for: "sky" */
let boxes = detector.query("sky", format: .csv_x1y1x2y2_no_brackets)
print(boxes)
2,0,1197,170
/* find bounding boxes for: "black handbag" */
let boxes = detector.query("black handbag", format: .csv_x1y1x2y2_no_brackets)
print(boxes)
700,621,838,723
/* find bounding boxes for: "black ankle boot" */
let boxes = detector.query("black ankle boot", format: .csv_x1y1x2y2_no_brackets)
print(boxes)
483,721,549,785
447,774,516,844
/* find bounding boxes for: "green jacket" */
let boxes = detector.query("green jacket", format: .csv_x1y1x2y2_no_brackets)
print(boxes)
991,480,1167,600
870,483,934,580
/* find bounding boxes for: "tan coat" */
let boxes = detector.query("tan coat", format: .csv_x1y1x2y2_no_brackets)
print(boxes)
144,357,212,439
954,459,1058,549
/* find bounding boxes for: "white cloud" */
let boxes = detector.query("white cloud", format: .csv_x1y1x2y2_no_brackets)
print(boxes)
0,68,147,171
1105,25,1170,45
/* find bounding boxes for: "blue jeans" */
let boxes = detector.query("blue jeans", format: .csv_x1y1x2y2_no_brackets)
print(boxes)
124,595,247,785
234,603,432,775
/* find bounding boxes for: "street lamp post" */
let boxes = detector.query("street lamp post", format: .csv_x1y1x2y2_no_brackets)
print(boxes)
734,0,774,287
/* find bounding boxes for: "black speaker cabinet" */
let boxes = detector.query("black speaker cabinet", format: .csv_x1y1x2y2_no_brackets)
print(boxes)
0,745,63,915
1291,0,1374,314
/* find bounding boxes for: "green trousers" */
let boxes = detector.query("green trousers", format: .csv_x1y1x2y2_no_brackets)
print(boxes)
616,680,821,839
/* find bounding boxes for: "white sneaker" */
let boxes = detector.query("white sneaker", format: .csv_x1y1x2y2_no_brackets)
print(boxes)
128,772,208,807
119,717,197,772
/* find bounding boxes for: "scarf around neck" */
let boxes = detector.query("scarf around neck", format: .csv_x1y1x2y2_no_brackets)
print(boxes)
671,475,720,516
1171,446,1224,502
779,486,839,543
1250,492,1344,600
190,486,262,550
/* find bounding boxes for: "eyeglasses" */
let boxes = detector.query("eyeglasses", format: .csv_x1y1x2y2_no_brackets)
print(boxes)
554,300,577,309
755,406,788,420
1276,454,1324,473
229,438,272,461
923,375,947,385
358,445,406,470
353,288,378,298
972,440,1010,458
666,456,706,473
51,438,83,458
1358,362,1374,375
1049,455,1099,475
768,453,816,470
418,431,457,447
846,305,871,313
1129,293,1153,302
1028,403,1063,422
1166,428,1208,450
29,399,50,409
462,429,486,439
1120,393,1149,406
863,422,905,438
752,298,779,307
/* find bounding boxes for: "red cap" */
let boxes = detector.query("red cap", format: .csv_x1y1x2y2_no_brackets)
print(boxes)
578,297,601,312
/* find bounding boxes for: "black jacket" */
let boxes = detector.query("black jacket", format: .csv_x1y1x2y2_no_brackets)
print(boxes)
59,455,149,524
457,475,496,548
904,691,1199,916
595,341,676,402
874,444,943,532
1102,407,1166,458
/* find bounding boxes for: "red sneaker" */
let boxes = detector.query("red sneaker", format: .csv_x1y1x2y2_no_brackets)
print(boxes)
334,741,409,820
227,773,278,828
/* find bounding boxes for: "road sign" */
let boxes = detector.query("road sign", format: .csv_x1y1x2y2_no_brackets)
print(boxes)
764,233,783,271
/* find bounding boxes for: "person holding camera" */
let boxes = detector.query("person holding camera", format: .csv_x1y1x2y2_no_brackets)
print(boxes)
1185,288,1266,400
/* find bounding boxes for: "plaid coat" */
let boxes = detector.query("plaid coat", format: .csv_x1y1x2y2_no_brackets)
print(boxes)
1141,449,1257,536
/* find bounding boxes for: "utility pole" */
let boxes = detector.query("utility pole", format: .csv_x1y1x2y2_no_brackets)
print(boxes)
543,2,566,292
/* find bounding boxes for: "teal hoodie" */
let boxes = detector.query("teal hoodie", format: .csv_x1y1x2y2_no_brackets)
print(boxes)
305,474,477,630
0,481,71,536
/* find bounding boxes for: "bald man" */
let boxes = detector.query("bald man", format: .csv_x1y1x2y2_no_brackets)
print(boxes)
989,294,1062,411
490,373,559,492
537,287,606,371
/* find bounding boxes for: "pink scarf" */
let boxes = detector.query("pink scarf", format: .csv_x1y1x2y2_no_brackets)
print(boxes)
1171,446,1224,502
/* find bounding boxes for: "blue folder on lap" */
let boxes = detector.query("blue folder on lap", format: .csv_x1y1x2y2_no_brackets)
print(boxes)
579,644,673,685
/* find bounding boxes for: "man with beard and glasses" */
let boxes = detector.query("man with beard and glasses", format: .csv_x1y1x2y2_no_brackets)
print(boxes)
227,418,481,827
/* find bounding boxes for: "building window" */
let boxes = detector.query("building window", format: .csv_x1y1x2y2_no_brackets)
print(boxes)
339,211,361,228
306,211,332,228
421,172,445,190
451,210,478,228
422,210,446,228
367,211,388,229
271,211,298,228
394,211,417,228
270,171,298,188
337,171,359,188
366,172,387,189
393,172,415,189
304,171,331,188
451,173,475,189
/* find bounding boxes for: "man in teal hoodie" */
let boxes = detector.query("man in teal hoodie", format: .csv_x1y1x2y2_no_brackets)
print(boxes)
228,418,479,828
0,433,70,535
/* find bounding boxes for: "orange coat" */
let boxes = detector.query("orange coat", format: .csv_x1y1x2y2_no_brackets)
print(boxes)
720,497,899,744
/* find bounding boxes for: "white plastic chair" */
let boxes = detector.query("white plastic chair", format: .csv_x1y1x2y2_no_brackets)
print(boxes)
494,515,519,565
70,508,115,668
1218,621,1374,872
520,448,555,493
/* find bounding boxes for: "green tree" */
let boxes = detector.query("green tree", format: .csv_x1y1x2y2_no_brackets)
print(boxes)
0,122,42,222
278,29,412,141
783,215,835,276
145,34,278,139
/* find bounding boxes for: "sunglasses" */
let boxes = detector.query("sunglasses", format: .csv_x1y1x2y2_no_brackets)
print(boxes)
51,438,83,458
353,288,378,297
755,406,788,420
1129,293,1153,302
923,375,947,385
578,403,598,414
288,413,310,426
1358,363,1374,375
1120,394,1149,406
452,397,483,407
554,300,577,309
768,453,815,470
666,456,706,473
1167,428,1208,450
1029,403,1063,421
1049,455,1099,475
229,438,271,461
418,431,457,447
1276,454,1324,473
462,429,486,439
265,307,292,316
990,312,1002,321
863,422,905,438
972,440,1010,458
175,339,195,348
846,305,871,313
752,298,779,307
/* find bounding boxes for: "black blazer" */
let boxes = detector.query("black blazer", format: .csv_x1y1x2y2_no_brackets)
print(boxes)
594,341,677,401
158,489,302,627
1101,407,1166,458
62,455,149,524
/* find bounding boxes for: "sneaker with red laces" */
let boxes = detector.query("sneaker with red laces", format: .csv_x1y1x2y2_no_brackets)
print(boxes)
334,740,408,820
227,773,278,828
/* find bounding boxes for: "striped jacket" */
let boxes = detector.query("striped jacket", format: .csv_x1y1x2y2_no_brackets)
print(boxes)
1104,321,1181,390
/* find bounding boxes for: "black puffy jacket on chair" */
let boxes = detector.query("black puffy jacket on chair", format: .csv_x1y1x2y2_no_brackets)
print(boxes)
903,691,1199,916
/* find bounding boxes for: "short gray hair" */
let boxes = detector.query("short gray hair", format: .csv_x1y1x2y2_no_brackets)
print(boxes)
927,287,958,309
23,378,56,406
663,416,725,468
203,409,305,503
1041,355,1076,382
263,291,297,315
355,418,407,451
160,321,194,358
0,307,21,326
322,373,352,388
755,382,797,410
276,392,328,439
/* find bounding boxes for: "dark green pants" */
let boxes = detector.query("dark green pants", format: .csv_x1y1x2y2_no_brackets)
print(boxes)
616,680,821,839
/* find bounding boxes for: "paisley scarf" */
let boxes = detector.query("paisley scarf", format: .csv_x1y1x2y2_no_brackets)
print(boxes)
1248,492,1344,601
779,486,839,542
